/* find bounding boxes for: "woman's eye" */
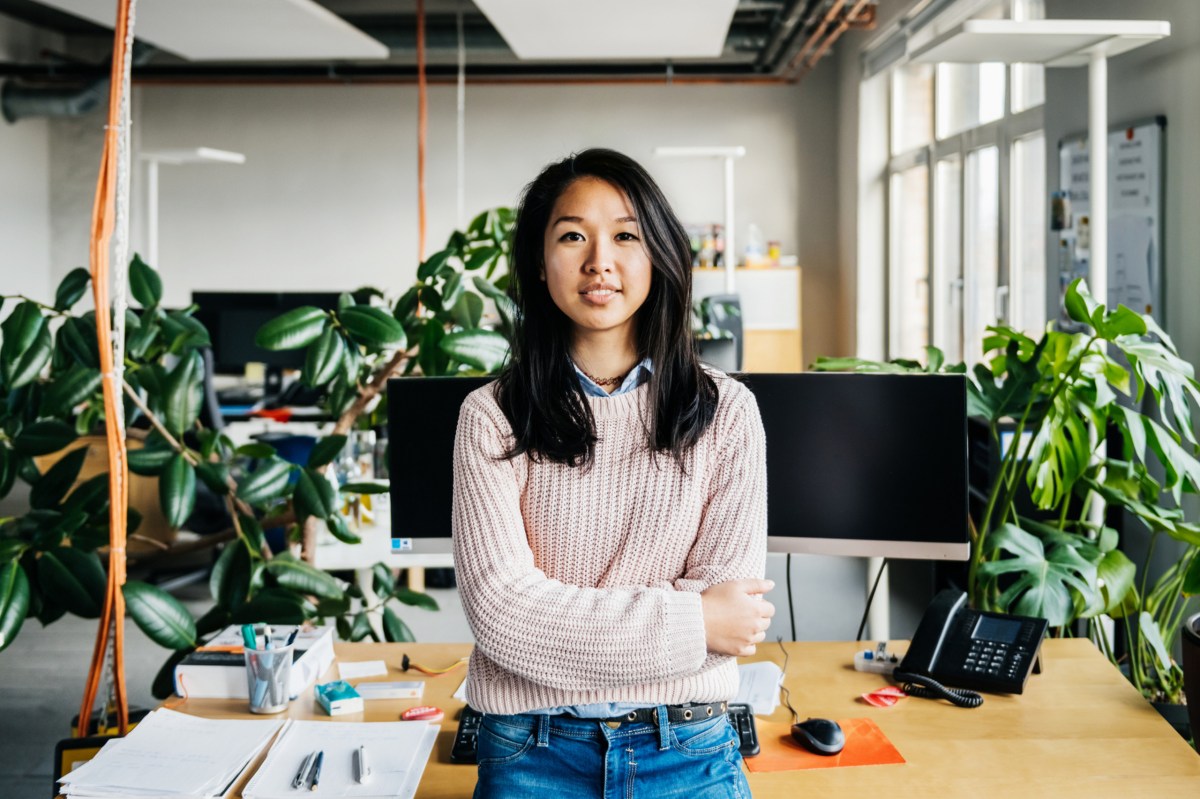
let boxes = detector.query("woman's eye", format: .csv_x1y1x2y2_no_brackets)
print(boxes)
560,231,584,242
616,232,639,241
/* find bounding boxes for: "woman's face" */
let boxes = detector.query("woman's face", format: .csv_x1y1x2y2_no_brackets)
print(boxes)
541,177,652,346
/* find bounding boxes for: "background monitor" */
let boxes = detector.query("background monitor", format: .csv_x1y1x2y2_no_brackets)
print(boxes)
387,372,969,560
742,373,968,560
192,291,341,390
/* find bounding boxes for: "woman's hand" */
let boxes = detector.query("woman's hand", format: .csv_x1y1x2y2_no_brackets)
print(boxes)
699,579,776,657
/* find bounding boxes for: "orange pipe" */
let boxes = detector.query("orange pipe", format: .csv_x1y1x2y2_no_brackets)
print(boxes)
78,0,133,738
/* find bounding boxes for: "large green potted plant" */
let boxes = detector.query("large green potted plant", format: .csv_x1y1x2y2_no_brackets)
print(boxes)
815,279,1200,704
0,206,515,699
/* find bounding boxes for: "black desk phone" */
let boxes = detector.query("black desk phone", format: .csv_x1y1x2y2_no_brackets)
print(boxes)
894,589,1048,708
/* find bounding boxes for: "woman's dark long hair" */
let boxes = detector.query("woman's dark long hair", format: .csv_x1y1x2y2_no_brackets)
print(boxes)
495,148,719,468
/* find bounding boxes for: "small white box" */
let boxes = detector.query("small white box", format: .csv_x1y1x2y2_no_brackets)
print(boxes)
354,681,425,700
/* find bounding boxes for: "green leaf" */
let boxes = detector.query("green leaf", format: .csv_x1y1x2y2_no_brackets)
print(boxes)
42,366,102,416
0,445,15,501
392,587,438,611
471,277,516,330
129,254,163,307
265,554,344,600
30,445,89,510
463,245,500,272
1063,279,1092,325
307,435,347,469
195,461,231,495
13,420,76,456
210,540,251,610
255,307,329,351
231,588,309,625
382,606,415,642
1,306,52,389
162,311,211,350
1096,549,1136,615
372,562,394,594
58,317,100,368
127,442,176,476
417,249,452,281
0,560,30,652
1138,611,1173,675
54,268,92,311
236,443,276,459
440,329,509,373
338,306,407,349
37,547,106,618
123,580,197,649
293,468,337,521
467,210,489,236
1183,552,1200,596
450,292,484,330
238,513,266,553
340,481,389,495
163,351,204,438
236,458,294,506
349,610,375,642
159,454,196,528
977,523,1100,626
1097,305,1147,339
302,325,344,387
326,513,361,545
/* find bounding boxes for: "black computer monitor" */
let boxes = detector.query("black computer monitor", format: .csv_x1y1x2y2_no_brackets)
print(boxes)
743,373,969,560
192,292,340,392
387,372,969,560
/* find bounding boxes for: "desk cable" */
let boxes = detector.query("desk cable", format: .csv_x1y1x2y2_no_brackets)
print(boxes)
892,670,984,708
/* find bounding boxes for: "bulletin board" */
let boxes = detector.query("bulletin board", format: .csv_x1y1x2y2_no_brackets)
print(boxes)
1056,116,1165,323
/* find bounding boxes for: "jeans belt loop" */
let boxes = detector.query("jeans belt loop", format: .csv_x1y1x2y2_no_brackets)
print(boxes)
656,705,671,751
536,713,550,747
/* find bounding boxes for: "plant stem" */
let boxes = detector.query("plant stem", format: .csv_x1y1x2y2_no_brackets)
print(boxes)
0,294,68,315
121,380,199,466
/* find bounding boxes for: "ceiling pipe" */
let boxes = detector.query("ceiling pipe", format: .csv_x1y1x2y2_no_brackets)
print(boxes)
755,0,820,73
789,0,874,80
1,42,154,123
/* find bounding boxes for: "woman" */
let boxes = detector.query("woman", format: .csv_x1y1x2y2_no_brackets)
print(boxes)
452,148,773,798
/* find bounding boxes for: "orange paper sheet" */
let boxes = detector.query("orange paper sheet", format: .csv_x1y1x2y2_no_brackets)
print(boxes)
744,717,905,772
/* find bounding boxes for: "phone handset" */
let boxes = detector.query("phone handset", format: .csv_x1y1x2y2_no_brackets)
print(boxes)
894,590,984,709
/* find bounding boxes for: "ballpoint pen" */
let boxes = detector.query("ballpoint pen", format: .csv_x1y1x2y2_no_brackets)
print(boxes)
355,745,371,784
292,751,315,790
241,624,257,650
285,629,299,647
309,750,324,792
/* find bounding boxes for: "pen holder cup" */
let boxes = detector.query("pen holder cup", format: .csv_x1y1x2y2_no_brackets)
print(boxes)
243,643,295,714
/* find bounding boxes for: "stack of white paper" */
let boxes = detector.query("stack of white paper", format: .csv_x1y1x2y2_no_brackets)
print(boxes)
244,719,438,799
735,661,784,716
58,709,283,799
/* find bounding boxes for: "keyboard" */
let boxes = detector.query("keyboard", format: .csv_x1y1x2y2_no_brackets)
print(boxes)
450,703,760,764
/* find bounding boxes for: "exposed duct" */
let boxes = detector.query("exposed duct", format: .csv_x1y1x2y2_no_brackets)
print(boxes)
1,42,154,123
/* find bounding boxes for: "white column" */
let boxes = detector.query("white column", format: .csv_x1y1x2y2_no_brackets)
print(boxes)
866,556,890,640
723,155,736,294
146,159,160,267
1088,51,1107,302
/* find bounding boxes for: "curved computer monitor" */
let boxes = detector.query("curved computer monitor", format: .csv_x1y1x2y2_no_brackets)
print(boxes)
743,373,969,561
387,372,969,561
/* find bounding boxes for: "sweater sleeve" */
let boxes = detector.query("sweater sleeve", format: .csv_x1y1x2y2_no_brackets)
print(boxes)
673,388,768,594
451,393,708,691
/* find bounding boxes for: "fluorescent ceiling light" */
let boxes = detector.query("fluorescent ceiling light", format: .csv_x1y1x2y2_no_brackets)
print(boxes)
909,19,1170,67
35,0,389,61
473,0,739,60
139,147,246,165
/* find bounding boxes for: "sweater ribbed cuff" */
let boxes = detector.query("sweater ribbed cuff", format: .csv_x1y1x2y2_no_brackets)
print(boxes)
662,590,708,677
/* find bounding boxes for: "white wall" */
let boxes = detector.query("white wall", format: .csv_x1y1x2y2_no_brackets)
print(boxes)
0,13,57,301
46,81,836,315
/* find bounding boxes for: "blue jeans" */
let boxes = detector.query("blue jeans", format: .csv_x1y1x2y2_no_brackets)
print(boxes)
473,707,750,799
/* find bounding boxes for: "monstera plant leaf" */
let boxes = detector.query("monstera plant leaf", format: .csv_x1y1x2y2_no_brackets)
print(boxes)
977,522,1105,627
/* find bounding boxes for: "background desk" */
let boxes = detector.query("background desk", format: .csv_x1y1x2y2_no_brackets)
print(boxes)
172,640,1199,798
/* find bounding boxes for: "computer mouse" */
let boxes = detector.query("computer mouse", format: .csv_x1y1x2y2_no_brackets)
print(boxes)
791,717,845,755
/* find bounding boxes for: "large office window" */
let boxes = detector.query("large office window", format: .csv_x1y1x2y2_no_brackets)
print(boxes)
872,0,1046,365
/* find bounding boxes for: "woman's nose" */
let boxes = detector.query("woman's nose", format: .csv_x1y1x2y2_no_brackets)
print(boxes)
583,240,615,273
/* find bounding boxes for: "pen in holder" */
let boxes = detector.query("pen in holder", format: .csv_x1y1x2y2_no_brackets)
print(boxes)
243,642,295,714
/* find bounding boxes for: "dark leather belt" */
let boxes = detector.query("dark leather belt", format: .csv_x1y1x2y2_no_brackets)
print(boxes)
602,701,727,728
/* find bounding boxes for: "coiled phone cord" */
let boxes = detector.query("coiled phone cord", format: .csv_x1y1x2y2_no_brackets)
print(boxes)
893,670,984,709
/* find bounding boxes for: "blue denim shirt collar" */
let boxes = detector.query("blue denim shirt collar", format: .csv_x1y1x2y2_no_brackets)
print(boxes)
574,357,653,398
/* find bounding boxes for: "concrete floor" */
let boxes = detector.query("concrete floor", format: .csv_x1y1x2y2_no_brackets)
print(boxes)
0,576,470,799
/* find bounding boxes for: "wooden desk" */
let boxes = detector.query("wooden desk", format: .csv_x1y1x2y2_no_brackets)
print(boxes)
169,640,1200,798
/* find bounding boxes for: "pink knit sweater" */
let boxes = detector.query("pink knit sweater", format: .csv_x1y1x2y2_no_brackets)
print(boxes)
451,374,767,715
